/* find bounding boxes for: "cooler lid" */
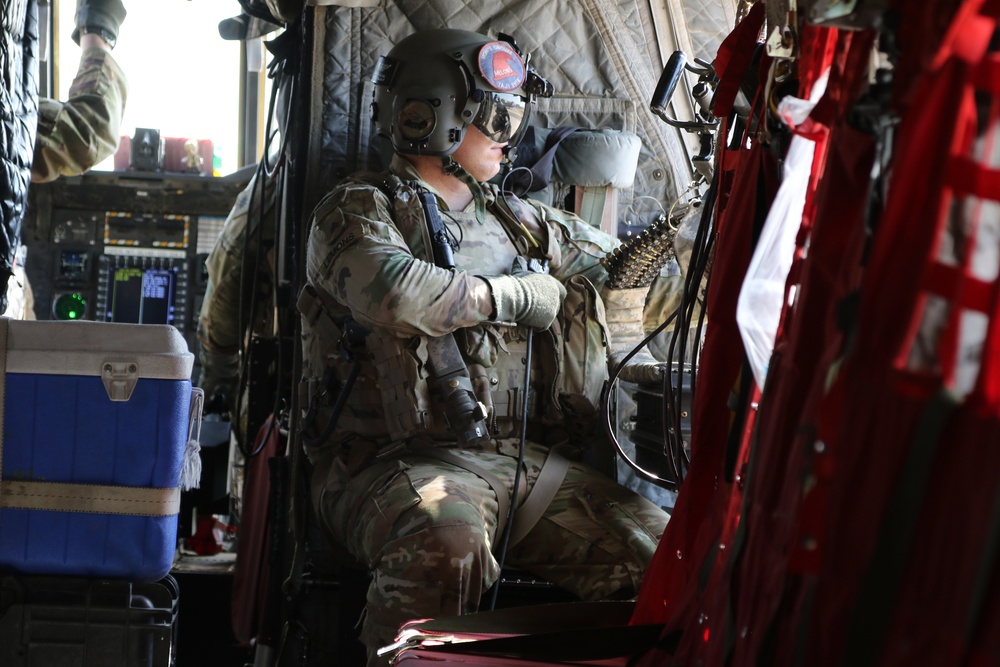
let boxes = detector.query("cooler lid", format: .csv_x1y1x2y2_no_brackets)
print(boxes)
4,320,194,381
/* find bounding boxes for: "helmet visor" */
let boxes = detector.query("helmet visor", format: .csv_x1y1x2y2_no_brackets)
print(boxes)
471,92,529,144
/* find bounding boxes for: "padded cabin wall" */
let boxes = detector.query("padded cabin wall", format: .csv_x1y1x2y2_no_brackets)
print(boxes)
304,0,721,239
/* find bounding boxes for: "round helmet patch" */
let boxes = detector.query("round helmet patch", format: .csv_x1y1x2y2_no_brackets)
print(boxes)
477,42,526,92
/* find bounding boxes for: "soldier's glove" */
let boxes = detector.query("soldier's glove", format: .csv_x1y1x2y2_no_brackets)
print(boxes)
197,349,240,415
602,284,665,385
483,272,566,331
72,0,127,47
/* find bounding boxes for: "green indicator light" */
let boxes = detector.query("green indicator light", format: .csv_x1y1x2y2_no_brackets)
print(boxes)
54,293,87,320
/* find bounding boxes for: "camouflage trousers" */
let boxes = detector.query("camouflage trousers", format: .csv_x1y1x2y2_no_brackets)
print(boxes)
314,440,669,666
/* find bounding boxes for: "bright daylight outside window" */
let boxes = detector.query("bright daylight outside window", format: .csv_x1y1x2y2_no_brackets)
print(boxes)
56,1,245,176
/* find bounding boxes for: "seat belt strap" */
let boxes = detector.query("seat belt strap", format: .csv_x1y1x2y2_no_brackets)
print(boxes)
413,445,573,554
506,445,572,549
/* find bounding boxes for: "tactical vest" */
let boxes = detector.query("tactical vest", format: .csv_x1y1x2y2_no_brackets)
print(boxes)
1,0,39,290
300,172,610,449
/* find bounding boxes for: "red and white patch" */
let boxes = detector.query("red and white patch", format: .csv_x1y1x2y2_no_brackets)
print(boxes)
477,41,526,92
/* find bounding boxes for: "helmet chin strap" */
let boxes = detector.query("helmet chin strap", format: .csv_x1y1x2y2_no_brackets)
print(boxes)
441,155,487,223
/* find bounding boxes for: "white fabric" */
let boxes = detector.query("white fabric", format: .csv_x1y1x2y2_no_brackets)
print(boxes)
736,71,829,389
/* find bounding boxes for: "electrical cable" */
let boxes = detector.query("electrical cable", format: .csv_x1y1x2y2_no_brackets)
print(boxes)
601,308,681,490
486,166,543,611
660,172,718,475
487,321,534,611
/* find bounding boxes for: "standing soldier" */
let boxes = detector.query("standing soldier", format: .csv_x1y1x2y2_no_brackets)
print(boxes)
2,0,127,316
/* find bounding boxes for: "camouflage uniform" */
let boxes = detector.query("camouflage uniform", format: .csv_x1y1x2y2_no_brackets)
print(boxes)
302,155,680,664
196,174,277,432
32,47,128,183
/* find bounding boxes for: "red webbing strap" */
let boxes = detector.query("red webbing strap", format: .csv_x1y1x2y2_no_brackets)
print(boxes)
860,11,994,381
711,2,765,118
968,117,1000,413
921,263,995,314
973,54,1000,91
840,389,961,667
920,58,1000,403
949,155,1000,198
232,415,286,644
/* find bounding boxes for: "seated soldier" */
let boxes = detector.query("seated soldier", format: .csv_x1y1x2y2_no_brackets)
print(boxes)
298,28,683,666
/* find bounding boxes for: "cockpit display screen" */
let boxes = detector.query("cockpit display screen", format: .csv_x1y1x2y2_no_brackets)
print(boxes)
104,266,176,325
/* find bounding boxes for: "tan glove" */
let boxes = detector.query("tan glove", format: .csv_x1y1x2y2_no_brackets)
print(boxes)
601,285,664,384
483,272,566,330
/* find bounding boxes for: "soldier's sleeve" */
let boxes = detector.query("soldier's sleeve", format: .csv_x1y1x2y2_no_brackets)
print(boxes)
31,48,128,183
196,176,276,392
525,198,616,285
198,200,252,359
528,198,686,332
306,183,494,337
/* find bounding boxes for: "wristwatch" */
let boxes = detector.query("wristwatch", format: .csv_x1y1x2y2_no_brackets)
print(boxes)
80,26,116,49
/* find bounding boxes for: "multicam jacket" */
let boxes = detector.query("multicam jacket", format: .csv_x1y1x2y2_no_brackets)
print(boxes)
32,47,128,183
197,175,277,375
301,154,683,465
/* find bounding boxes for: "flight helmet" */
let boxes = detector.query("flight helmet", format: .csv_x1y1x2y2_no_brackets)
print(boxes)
371,28,552,156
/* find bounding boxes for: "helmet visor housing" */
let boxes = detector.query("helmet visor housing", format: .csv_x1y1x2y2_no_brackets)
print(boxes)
372,30,546,156
472,92,528,144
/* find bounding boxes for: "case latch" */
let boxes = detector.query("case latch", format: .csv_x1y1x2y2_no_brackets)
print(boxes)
102,360,139,402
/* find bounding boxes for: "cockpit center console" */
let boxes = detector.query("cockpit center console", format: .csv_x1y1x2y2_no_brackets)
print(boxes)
24,169,251,354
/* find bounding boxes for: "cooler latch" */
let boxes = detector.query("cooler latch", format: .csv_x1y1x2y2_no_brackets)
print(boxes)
102,360,140,402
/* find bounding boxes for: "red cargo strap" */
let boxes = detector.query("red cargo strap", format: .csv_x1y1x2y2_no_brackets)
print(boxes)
711,2,765,118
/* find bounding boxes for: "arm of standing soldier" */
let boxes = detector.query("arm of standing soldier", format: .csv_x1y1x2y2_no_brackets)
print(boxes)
307,183,497,338
31,36,128,183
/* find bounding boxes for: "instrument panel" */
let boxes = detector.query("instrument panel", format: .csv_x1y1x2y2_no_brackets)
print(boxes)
25,169,250,352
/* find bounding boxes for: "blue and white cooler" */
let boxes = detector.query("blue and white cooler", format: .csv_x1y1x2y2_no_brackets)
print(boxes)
0,319,200,582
